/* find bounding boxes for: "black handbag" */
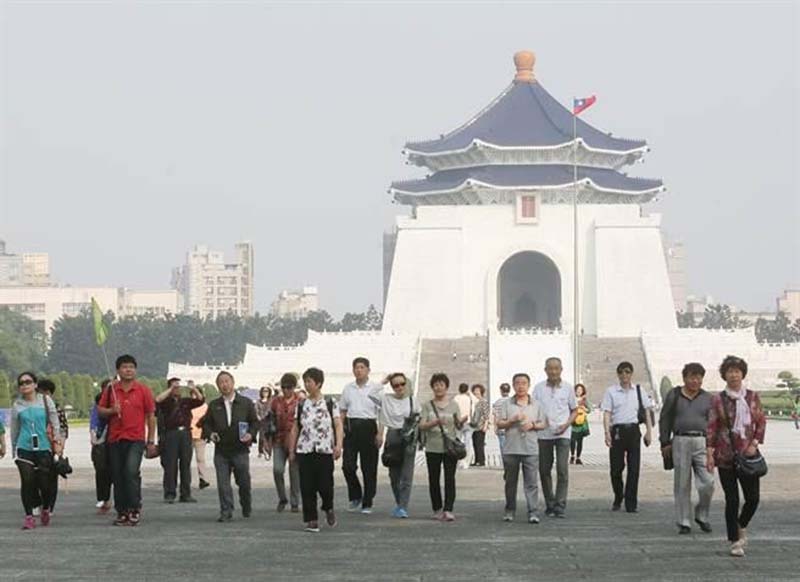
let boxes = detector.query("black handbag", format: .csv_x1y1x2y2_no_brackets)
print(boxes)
430,400,466,460
721,393,767,478
381,429,405,468
662,387,681,471
54,455,73,478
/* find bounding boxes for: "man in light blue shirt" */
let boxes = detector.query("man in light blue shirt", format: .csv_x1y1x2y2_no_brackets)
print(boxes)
601,361,653,513
532,357,577,518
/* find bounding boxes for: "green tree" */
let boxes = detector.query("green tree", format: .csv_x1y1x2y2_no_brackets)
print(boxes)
675,311,695,328
0,372,11,408
699,304,750,330
364,305,383,330
0,308,46,376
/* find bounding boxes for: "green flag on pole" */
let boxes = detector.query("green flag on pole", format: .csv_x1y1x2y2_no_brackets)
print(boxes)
91,297,109,346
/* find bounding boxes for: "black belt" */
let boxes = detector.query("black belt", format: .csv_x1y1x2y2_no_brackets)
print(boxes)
674,431,706,437
348,418,377,423
612,423,639,429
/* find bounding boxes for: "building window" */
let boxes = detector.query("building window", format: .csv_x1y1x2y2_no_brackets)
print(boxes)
515,193,540,224
63,302,91,316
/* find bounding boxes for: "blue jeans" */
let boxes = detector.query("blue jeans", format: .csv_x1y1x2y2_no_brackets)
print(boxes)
109,440,145,513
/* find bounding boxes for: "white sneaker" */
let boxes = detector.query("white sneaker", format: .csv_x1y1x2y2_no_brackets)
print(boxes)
95,501,105,509
730,540,745,557
32,507,41,517
739,528,748,547
503,512,514,522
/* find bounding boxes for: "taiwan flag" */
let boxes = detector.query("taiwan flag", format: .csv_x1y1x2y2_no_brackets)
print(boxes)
573,95,597,115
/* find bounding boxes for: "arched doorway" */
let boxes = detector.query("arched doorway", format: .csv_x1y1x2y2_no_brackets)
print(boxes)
497,251,561,329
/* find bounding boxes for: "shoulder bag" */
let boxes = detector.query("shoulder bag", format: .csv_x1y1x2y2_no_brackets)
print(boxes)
430,400,466,460
720,392,767,478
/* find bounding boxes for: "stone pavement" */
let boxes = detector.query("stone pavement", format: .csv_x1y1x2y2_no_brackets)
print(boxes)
0,450,798,581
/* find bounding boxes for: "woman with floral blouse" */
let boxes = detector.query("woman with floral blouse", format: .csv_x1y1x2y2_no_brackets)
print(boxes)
706,356,766,557
288,367,343,533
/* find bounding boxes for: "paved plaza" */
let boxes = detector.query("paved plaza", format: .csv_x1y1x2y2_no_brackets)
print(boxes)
0,416,797,581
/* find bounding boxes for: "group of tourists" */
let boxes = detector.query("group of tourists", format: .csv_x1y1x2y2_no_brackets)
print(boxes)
2,353,767,557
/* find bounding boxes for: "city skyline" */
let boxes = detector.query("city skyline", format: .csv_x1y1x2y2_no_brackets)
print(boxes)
2,3,797,316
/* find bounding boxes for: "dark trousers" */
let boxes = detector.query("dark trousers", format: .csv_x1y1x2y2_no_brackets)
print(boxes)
91,443,112,502
570,433,585,458
109,440,145,513
538,438,570,513
214,449,251,517
48,465,59,511
609,425,641,511
15,450,53,516
425,452,457,512
161,428,193,500
342,419,379,507
472,430,486,465
718,467,760,542
298,452,334,522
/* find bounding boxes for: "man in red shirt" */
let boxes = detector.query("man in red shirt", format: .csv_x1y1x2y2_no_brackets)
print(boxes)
97,354,157,526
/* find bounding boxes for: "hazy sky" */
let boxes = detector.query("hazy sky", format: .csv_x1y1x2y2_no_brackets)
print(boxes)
1,1,797,316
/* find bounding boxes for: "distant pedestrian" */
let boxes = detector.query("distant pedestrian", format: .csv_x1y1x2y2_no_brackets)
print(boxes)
470,384,490,467
90,385,113,514
570,383,591,465
492,383,512,453
601,362,653,513
34,379,67,515
155,377,205,504
706,356,766,558
419,373,464,522
256,385,274,460
453,383,476,469
533,357,577,518
188,381,210,490
97,355,157,527
792,395,800,430
10,372,62,530
201,371,258,522
288,367,344,533
659,363,714,535
268,373,301,513
497,373,547,523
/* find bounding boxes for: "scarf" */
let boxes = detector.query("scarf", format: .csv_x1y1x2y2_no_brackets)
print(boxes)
724,387,751,436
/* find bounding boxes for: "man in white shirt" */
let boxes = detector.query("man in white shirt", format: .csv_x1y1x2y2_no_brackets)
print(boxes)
533,357,577,518
453,383,477,469
601,361,653,513
339,356,383,514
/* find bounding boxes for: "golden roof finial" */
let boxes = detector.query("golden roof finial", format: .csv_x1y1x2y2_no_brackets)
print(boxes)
513,50,536,83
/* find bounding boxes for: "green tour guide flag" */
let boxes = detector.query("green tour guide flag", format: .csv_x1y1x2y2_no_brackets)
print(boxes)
91,297,109,346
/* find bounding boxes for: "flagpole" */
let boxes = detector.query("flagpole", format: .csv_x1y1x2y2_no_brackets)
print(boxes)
572,98,580,387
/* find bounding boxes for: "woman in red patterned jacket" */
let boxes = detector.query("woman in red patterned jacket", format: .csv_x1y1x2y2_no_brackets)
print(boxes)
706,355,766,558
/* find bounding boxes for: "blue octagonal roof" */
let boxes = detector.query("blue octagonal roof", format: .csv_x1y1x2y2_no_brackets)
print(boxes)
405,82,647,155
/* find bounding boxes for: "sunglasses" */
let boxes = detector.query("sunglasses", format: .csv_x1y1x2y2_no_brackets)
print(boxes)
18,379,35,386
391,382,406,388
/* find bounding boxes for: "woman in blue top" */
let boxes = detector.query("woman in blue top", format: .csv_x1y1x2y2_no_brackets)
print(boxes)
9,371,61,530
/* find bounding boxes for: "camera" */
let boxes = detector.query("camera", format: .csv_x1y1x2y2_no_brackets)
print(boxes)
31,434,40,451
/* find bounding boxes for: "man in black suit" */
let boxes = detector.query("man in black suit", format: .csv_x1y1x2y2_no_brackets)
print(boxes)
202,371,258,522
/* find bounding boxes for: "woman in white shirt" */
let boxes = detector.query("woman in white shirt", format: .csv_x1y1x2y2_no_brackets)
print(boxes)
373,373,420,519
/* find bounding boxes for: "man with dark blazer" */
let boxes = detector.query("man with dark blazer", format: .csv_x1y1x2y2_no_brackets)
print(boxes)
201,371,259,522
